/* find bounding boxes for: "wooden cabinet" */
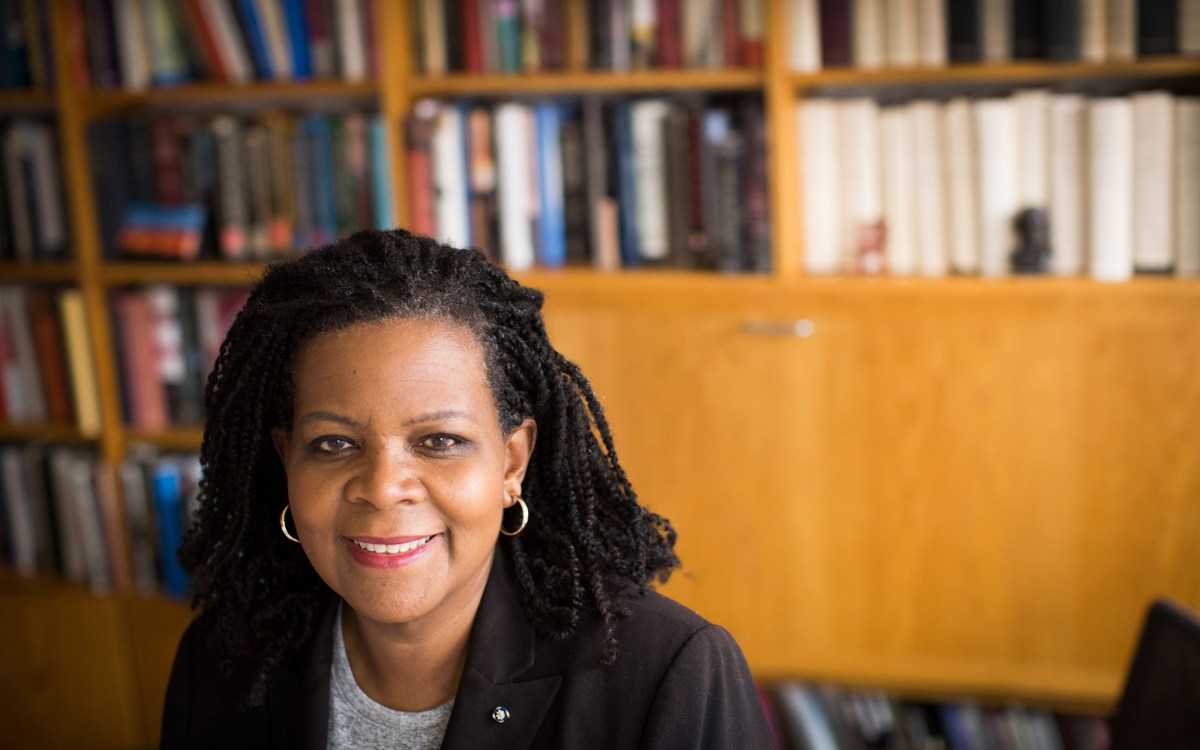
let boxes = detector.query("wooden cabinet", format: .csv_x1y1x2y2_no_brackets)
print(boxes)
537,274,1200,708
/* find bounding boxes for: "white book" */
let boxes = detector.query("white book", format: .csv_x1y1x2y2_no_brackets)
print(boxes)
1184,0,1200,56
1088,98,1134,282
432,105,471,249
630,100,671,261
839,98,884,273
798,100,843,274
853,0,887,69
789,0,821,72
775,683,839,750
1132,92,1176,272
881,107,917,274
982,0,1011,62
910,101,948,276
333,0,368,80
1049,94,1088,277
25,123,67,257
113,0,150,90
1015,90,1050,211
494,103,536,270
916,0,947,67
1177,98,1200,275
198,0,253,83
2,286,47,423
683,0,720,68
2,126,33,261
64,451,113,594
886,0,920,68
973,98,1020,277
943,99,980,274
1106,0,1136,61
254,0,293,81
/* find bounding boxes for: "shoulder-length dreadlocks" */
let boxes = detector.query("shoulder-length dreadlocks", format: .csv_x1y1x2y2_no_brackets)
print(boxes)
180,229,679,703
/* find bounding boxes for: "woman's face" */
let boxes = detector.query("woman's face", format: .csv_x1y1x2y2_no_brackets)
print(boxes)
272,317,535,631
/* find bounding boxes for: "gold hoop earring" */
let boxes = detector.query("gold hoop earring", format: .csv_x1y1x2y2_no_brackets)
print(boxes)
500,495,528,537
280,505,300,543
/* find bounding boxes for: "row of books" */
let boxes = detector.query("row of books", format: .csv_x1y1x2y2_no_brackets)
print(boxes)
798,90,1200,280
1,118,70,262
406,95,770,273
411,0,766,75
0,286,101,436
64,0,377,90
88,110,394,262
0,441,198,597
761,681,1111,750
0,0,54,89
112,285,246,430
787,0,1200,72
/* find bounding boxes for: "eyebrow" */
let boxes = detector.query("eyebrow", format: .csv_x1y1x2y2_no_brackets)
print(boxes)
296,409,472,429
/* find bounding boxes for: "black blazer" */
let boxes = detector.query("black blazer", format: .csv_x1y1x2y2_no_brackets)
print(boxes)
162,550,775,748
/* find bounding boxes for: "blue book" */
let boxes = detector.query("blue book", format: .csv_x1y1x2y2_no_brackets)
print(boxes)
281,0,312,78
306,115,337,245
369,116,394,229
152,462,188,598
234,0,273,79
534,103,566,268
611,102,641,268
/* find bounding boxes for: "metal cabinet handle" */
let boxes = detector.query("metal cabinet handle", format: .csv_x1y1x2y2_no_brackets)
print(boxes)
740,319,816,338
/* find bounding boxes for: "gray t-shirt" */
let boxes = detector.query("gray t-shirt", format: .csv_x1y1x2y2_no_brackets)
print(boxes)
328,604,454,750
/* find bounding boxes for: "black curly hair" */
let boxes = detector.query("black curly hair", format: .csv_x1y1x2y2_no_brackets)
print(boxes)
179,228,679,704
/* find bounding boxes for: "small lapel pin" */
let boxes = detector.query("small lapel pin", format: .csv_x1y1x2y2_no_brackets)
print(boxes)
491,706,511,724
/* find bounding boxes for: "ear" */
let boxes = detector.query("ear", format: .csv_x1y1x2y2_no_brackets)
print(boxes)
270,427,290,467
502,418,537,505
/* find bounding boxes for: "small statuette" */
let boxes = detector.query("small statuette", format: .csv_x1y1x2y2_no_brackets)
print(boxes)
491,706,511,724
1010,207,1052,274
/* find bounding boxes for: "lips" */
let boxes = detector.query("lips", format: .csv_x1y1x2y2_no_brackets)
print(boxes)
344,533,440,569
351,536,433,555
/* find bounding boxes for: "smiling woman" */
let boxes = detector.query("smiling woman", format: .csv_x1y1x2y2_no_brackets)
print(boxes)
159,229,773,749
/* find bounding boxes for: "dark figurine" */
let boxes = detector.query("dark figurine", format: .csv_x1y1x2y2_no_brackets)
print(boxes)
1011,207,1052,274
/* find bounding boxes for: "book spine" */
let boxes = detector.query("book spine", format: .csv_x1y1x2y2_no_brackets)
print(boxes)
404,104,437,238
3,287,47,422
1137,0,1178,56
942,99,979,274
113,0,151,89
612,101,641,267
1105,0,1135,61
534,102,567,267
839,98,884,274
853,0,886,69
798,99,842,273
1015,89,1049,213
281,0,312,77
368,115,394,230
1087,97,1134,281
57,289,102,437
946,0,982,63
1131,91,1176,273
629,99,670,262
152,460,189,598
234,0,274,78
1043,0,1080,60
916,0,946,66
25,289,73,425
255,0,294,80
1048,94,1087,276
910,101,947,276
880,106,915,275
432,104,471,248
494,102,536,270
1183,0,1200,56
789,0,821,71
1177,98,1200,275
198,0,254,82
973,98,1019,277
467,105,499,260
886,0,920,67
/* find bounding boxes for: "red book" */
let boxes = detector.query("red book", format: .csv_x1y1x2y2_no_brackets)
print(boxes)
461,0,484,72
656,0,682,67
25,290,73,425
178,0,231,80
720,0,740,66
113,292,168,431
62,0,92,89
404,110,437,237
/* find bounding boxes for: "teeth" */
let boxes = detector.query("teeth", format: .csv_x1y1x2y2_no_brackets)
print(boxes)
353,536,432,555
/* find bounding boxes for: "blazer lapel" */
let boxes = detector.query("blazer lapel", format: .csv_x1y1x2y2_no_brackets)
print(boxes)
440,551,562,750
267,599,336,750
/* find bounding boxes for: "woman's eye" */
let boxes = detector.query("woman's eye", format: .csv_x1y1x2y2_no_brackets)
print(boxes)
421,435,461,450
312,437,354,454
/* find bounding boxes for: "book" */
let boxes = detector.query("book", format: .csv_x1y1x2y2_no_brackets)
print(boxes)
981,0,1011,62
368,115,394,230
333,0,367,79
885,0,920,67
629,99,670,263
1044,0,1081,60
1088,97,1134,281
838,98,884,274
1137,0,1178,56
1048,93,1087,276
57,289,102,437
1184,0,1200,56
1015,89,1050,214
1106,0,1136,61
211,116,249,258
947,0,982,62
113,289,169,430
494,102,536,270
788,0,820,71
916,0,946,66
798,98,842,274
559,113,590,265
254,0,293,81
534,101,567,267
404,101,438,239
112,0,150,90
1080,0,1107,61
973,97,1019,277
1011,0,1045,59
1178,98,1200,276
880,105,916,275
853,0,886,69
1,286,47,423
910,100,947,276
431,103,471,248
152,458,189,597
25,288,73,425
1132,91,1176,273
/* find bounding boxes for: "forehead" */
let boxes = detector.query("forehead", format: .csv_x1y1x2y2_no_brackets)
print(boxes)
293,317,491,405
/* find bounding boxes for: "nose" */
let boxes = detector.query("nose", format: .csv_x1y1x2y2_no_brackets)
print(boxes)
344,446,425,509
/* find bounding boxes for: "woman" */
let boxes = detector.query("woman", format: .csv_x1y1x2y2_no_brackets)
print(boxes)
162,229,774,748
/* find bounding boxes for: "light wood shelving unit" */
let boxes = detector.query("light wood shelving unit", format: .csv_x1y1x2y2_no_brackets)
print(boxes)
3,1,1200,746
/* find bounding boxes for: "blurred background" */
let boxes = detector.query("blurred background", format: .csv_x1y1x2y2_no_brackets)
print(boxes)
1,0,1198,747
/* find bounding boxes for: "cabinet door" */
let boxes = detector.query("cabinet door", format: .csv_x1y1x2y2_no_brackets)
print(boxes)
544,283,1200,702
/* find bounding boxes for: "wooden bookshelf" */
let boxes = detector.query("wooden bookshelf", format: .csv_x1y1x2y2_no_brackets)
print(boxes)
4,0,1200,745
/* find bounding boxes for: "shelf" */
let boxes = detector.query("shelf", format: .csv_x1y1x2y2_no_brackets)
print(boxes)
101,261,269,286
78,80,379,118
124,427,204,451
0,260,78,282
792,57,1200,90
0,89,56,113
409,69,764,97
0,422,94,443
